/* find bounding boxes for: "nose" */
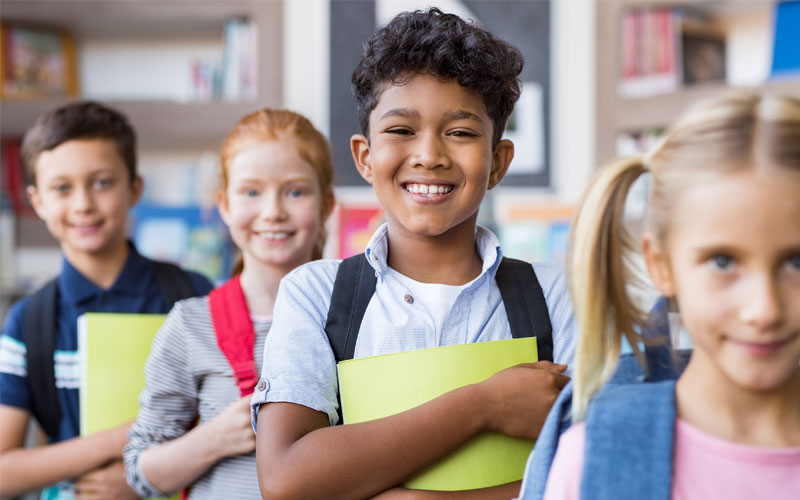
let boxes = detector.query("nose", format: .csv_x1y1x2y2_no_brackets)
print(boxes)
261,190,287,221
72,185,95,213
739,273,785,331
412,132,450,170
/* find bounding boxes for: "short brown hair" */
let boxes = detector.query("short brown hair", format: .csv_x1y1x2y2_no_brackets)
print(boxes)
21,101,137,186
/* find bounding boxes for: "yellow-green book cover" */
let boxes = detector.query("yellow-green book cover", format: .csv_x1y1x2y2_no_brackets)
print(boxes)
337,337,538,491
78,313,166,437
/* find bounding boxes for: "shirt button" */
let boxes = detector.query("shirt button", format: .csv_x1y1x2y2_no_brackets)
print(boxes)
404,294,414,304
256,379,267,392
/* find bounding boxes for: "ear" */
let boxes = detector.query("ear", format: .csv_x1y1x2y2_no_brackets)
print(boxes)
350,134,373,185
488,139,514,190
129,175,144,206
217,189,231,227
26,185,47,220
642,233,676,297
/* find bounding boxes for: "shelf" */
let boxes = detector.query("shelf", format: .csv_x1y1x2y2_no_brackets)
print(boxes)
613,76,800,131
1,99,268,150
0,0,266,38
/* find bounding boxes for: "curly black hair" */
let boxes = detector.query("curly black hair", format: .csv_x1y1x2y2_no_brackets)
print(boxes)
21,101,137,186
351,8,524,149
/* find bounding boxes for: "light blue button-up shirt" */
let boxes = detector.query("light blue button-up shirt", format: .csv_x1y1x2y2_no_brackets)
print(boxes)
251,224,577,427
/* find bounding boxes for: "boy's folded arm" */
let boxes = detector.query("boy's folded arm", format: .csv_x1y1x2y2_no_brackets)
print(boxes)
256,362,569,500
0,405,129,497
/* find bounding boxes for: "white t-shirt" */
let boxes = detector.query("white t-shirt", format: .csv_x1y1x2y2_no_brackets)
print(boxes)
385,267,471,344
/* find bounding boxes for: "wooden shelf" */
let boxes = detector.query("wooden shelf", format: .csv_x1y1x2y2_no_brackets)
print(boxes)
0,0,265,37
1,99,269,149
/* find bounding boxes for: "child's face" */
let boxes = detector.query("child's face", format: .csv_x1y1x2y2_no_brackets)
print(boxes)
646,168,800,393
351,74,513,240
218,141,326,272
27,139,142,262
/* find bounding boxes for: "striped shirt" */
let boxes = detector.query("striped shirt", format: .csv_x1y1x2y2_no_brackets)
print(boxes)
250,224,577,428
124,296,268,500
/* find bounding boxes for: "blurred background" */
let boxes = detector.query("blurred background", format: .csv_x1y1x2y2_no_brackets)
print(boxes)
1,0,799,325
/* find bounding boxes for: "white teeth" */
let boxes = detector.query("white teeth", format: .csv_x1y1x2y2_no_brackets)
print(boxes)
261,232,289,240
405,183,453,196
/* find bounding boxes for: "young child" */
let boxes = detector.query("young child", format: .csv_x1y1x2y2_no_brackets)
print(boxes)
251,9,576,499
537,93,800,500
0,101,213,499
123,109,335,499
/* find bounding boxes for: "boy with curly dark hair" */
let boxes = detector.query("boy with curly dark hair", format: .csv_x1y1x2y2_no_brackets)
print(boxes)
251,9,576,499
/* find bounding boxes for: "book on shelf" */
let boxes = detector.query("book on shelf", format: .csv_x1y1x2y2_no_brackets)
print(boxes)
618,7,726,98
0,23,78,99
771,0,800,77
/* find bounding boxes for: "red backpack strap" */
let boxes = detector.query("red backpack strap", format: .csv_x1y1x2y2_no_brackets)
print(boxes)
208,275,258,396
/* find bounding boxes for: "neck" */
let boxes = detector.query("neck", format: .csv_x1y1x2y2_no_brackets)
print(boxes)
237,258,293,316
62,240,130,290
386,217,483,285
676,350,800,447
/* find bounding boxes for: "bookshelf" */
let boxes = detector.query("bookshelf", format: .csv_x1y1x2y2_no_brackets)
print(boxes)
0,0,284,313
0,0,283,149
595,0,800,165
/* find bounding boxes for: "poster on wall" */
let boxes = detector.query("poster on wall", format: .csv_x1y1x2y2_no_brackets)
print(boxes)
496,204,572,267
335,204,385,259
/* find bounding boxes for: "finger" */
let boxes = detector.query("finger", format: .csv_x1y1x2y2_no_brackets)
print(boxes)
552,372,571,389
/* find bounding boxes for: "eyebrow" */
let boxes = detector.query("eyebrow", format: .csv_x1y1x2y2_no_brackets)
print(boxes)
378,108,420,121
443,110,483,122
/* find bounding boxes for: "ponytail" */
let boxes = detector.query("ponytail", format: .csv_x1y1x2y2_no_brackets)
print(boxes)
569,157,649,421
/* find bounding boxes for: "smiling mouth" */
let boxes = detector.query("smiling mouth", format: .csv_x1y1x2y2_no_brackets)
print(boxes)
730,332,799,357
256,231,293,241
403,183,454,196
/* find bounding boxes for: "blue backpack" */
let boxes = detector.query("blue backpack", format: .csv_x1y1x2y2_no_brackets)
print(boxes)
518,297,687,500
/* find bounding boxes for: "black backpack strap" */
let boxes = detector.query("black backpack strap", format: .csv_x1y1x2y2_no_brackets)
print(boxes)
324,254,377,424
22,279,62,438
495,257,554,362
152,260,198,309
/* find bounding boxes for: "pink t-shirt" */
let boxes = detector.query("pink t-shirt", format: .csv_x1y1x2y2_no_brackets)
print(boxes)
542,419,800,500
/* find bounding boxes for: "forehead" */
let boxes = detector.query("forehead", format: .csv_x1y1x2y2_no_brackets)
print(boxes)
668,169,800,253
227,141,316,182
371,74,490,125
35,139,126,179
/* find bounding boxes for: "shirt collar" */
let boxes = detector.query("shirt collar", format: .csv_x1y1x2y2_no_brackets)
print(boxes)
364,223,503,280
58,242,152,304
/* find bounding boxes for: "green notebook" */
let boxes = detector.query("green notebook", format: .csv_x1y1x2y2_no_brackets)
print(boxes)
78,312,167,437
337,337,538,491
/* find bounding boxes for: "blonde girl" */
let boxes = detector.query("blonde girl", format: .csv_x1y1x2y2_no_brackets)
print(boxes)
536,94,800,499
123,109,335,499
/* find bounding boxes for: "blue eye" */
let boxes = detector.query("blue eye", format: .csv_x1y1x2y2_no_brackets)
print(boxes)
54,184,70,194
245,189,259,197
787,254,800,271
709,254,734,271
94,178,112,189
287,188,306,198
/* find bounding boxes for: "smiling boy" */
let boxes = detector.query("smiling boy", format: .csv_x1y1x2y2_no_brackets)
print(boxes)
251,9,576,499
0,101,212,499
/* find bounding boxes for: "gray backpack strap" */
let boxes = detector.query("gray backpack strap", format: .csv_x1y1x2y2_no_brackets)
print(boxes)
581,380,676,500
22,279,62,438
495,257,554,361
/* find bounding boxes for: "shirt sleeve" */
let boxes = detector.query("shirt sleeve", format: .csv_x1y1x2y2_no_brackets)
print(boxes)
532,263,577,374
123,301,199,498
0,297,33,411
540,422,586,500
250,261,340,430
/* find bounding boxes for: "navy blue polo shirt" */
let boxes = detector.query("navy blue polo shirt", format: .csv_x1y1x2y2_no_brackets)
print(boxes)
0,243,213,442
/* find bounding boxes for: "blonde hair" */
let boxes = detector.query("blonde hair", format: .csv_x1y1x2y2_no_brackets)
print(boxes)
569,93,800,421
219,109,335,276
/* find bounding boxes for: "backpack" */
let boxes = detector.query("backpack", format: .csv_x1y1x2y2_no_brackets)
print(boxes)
324,253,555,424
22,261,199,439
208,275,259,397
518,297,685,500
